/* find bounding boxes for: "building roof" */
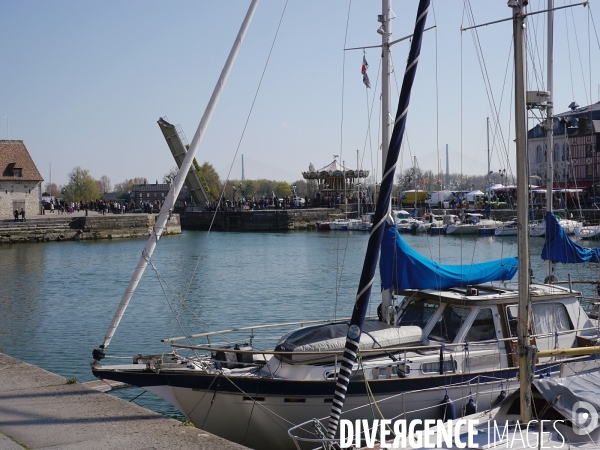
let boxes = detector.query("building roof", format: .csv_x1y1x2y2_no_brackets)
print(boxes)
132,183,171,192
0,140,43,182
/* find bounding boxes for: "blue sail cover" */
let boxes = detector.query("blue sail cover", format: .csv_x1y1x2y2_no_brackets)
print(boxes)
380,224,518,290
542,212,600,263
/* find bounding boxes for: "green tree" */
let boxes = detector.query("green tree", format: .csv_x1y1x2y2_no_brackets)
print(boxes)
274,181,291,198
64,167,100,201
197,162,220,200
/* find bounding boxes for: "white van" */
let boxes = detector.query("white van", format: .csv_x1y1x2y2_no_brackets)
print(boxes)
425,190,454,207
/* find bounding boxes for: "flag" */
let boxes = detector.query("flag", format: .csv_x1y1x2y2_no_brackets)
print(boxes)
362,55,371,88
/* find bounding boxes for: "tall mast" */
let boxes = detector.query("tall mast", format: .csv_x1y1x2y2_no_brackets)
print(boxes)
487,117,490,192
92,0,260,359
511,0,533,423
545,0,554,279
326,0,430,439
380,0,393,323
381,0,393,175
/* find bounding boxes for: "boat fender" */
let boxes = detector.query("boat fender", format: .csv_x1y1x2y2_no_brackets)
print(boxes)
491,390,507,408
377,303,383,321
465,397,477,416
439,394,456,421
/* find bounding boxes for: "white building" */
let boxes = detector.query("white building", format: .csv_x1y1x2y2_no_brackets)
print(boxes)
0,140,44,218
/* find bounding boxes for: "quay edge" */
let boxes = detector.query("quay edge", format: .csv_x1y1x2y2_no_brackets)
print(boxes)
0,351,247,449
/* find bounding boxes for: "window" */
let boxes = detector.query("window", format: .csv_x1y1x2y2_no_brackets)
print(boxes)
506,305,519,338
13,168,22,177
397,300,440,329
587,144,593,157
464,308,496,341
427,306,471,343
532,303,572,336
554,143,560,162
536,145,544,163
587,164,594,177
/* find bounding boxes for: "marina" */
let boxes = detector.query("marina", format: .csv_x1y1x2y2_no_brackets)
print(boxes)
2,0,600,448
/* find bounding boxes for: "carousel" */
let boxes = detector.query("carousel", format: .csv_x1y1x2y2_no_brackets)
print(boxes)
302,158,370,206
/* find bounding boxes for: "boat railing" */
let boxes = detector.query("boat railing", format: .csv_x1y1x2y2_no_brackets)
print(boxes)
161,315,378,343
170,324,600,358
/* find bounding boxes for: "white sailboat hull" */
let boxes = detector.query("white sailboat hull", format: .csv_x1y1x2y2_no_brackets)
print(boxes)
574,226,600,240
142,377,516,450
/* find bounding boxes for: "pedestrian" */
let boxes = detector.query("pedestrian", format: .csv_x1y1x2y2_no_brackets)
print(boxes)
50,202,54,213
13,209,18,222
20,208,26,222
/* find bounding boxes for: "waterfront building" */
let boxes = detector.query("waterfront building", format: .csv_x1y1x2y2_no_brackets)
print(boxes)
528,101,600,190
131,181,171,208
0,140,43,218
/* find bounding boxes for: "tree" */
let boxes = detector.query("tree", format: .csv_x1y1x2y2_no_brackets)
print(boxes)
114,177,148,199
274,181,291,198
197,162,220,200
43,182,60,197
96,175,112,194
163,166,178,184
64,167,100,202
292,179,307,197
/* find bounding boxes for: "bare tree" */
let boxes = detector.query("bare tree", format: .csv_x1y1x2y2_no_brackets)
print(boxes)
163,166,178,184
96,175,112,194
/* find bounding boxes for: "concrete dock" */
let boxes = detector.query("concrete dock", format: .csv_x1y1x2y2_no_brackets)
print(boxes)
0,352,247,449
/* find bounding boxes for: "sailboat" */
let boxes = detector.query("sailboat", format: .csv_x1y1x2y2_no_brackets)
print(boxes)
91,2,599,450
327,2,600,448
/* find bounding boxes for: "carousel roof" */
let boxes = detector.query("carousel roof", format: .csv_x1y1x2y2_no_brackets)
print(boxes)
302,159,369,179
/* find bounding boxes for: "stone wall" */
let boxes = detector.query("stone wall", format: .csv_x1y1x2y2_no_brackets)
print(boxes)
0,180,41,218
0,214,181,244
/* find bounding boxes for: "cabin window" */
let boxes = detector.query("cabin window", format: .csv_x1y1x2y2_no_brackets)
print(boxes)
464,308,496,342
397,300,440,329
427,306,470,343
532,303,572,336
505,305,519,338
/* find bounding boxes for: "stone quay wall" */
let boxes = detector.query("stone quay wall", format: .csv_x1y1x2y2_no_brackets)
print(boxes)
0,213,181,244
181,208,335,231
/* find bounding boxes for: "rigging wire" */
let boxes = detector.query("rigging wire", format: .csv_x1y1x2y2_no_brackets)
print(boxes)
333,0,353,321
163,0,290,343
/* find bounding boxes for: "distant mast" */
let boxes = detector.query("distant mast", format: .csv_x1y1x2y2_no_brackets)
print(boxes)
242,154,245,181
446,144,449,187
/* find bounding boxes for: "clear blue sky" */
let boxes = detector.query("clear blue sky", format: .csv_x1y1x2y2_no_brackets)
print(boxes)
1,0,598,189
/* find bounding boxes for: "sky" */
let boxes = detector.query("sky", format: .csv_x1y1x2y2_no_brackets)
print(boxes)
1,0,599,189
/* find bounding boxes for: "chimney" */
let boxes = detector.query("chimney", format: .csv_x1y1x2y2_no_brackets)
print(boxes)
579,116,589,134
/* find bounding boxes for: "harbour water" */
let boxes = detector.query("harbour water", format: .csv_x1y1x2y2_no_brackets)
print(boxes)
1,229,598,420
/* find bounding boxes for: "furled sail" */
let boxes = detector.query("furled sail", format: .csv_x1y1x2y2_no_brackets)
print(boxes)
542,212,600,263
380,224,518,290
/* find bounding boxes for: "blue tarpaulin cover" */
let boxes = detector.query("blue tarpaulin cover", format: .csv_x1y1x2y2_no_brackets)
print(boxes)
542,212,600,263
379,224,518,290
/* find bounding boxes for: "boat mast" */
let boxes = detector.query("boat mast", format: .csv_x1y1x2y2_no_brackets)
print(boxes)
326,0,430,439
487,117,490,193
380,0,393,323
545,0,555,279
511,0,533,423
92,0,260,360
381,0,393,171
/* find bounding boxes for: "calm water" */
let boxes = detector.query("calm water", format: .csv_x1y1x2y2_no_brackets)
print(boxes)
1,229,599,418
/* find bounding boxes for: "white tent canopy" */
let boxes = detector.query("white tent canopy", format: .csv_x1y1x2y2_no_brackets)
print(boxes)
487,183,505,192
466,190,484,202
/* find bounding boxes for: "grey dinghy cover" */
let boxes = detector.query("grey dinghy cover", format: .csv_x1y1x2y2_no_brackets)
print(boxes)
274,319,422,364
533,370,600,433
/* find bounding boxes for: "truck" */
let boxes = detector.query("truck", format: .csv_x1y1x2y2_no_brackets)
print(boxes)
401,190,427,204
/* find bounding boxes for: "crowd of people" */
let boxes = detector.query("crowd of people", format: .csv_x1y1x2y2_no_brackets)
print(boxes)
43,198,162,215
